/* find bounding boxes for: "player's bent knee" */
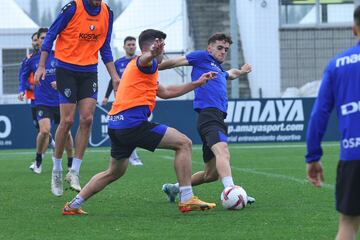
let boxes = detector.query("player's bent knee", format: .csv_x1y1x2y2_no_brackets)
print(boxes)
178,135,192,150
79,116,93,128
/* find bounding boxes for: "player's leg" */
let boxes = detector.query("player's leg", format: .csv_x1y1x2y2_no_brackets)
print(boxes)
63,127,132,215
33,115,51,174
157,127,216,212
64,132,74,170
29,104,39,171
336,214,360,240
63,157,129,215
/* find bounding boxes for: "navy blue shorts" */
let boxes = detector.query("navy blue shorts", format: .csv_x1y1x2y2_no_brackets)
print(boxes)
108,121,167,160
56,67,98,104
36,105,60,124
336,160,360,216
197,108,228,163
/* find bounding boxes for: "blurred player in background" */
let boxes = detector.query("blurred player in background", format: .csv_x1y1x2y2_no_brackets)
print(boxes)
63,29,217,215
160,32,255,205
101,36,143,166
18,31,57,171
305,6,360,240
23,28,74,175
35,0,121,196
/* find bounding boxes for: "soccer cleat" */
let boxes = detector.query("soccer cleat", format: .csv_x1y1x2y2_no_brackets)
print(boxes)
247,195,256,205
162,183,179,202
62,202,87,215
178,196,216,213
129,158,144,166
65,170,82,192
51,170,63,196
33,163,42,174
29,162,35,171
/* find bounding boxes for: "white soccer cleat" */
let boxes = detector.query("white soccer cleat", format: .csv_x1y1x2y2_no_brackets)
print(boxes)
29,162,35,171
33,163,42,174
65,170,82,192
51,170,63,196
247,195,256,205
129,158,144,166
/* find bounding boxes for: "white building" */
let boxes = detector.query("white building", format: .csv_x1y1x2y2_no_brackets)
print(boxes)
0,0,39,104
98,0,191,102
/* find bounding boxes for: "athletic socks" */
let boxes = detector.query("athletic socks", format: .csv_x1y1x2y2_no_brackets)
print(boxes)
52,156,62,172
71,158,82,174
222,176,234,188
69,194,85,209
35,153,42,167
179,186,193,203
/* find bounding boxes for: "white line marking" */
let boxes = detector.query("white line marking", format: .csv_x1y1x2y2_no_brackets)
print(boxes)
0,142,339,156
160,155,335,190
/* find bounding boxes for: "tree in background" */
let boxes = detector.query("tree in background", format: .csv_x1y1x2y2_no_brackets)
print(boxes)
30,0,39,24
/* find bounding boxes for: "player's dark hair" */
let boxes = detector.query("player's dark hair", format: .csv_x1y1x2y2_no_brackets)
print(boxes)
37,27,49,39
208,32,233,45
124,36,136,45
31,32,38,40
354,5,360,27
138,29,167,51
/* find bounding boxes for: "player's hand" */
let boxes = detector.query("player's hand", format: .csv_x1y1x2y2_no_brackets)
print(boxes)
34,65,46,85
101,98,108,106
50,81,57,90
150,38,165,57
18,92,24,101
306,161,324,188
194,72,217,87
240,64,252,74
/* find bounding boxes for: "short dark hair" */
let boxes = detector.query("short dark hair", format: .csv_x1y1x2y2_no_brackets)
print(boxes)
31,32,38,40
37,27,49,39
207,32,233,45
138,29,167,51
354,5,360,27
124,36,136,45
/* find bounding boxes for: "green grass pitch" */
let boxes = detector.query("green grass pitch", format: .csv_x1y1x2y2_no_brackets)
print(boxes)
0,143,342,240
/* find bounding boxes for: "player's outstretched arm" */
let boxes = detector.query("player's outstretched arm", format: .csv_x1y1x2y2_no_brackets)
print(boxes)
157,72,216,99
227,63,252,80
158,56,189,70
139,38,165,67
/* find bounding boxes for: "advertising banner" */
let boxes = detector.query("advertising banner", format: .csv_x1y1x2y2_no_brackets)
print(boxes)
0,98,339,149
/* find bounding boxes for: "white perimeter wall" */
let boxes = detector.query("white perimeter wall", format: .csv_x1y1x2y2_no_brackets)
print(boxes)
236,0,280,98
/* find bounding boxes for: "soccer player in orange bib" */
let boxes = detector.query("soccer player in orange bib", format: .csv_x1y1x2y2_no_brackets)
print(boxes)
63,29,217,215
34,0,121,196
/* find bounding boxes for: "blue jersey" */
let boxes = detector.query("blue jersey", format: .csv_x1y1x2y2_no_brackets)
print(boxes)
114,56,136,78
41,0,114,72
306,41,360,162
186,50,229,114
22,51,58,107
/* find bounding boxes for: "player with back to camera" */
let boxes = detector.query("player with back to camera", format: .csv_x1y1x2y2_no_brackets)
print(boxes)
101,36,143,166
160,32,255,206
306,6,360,240
62,29,218,215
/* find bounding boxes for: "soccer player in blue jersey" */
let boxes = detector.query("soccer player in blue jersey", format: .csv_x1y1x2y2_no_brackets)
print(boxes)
101,36,143,166
306,7,360,240
34,0,121,195
22,28,74,176
159,33,255,205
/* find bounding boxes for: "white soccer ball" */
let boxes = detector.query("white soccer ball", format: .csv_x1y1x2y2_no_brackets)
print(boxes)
220,186,248,210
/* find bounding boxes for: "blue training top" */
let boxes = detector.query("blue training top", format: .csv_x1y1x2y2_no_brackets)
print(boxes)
186,50,229,114
21,51,58,107
306,41,360,163
41,0,114,73
114,56,136,78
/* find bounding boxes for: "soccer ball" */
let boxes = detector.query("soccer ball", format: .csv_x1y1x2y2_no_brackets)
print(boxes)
220,186,248,210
